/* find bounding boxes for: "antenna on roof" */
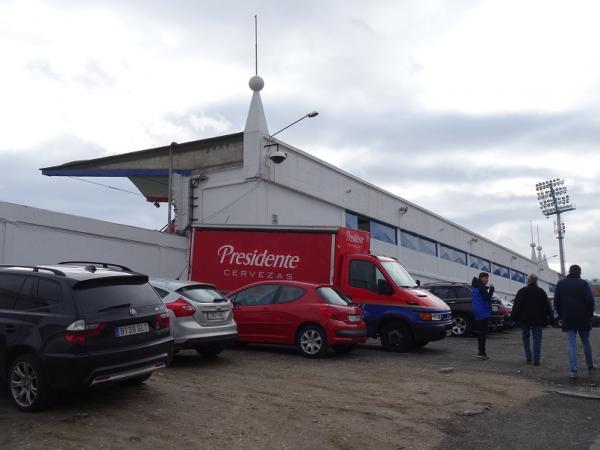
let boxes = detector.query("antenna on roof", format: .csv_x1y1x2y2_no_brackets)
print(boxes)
254,15,258,76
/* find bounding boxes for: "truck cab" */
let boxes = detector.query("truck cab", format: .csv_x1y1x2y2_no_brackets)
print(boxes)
334,229,452,351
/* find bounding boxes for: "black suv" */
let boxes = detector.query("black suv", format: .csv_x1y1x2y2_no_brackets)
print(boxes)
0,262,173,411
421,281,504,337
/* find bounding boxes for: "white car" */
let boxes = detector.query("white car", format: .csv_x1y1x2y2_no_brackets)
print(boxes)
150,279,237,356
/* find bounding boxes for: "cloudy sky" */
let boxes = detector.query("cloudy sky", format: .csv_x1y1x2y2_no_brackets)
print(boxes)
1,0,599,278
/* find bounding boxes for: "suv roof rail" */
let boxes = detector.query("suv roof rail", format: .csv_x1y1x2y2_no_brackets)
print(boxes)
421,281,467,286
58,261,133,272
0,265,66,276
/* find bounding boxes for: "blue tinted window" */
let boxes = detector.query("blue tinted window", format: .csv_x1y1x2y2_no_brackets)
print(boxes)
401,231,437,256
492,263,510,279
469,255,491,272
345,212,358,229
439,244,467,265
401,231,419,251
370,221,397,244
510,270,526,283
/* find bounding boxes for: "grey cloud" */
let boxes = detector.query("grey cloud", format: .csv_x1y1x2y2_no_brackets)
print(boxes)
75,61,116,89
27,59,64,82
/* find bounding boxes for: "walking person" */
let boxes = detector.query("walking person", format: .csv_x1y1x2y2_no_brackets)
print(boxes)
511,274,553,365
554,264,595,379
471,272,495,360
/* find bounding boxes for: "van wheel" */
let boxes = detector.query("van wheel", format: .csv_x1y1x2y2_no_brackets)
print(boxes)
380,321,413,352
8,354,56,412
297,325,328,358
452,314,471,337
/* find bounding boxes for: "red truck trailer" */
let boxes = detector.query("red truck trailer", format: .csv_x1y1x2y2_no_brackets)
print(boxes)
189,227,451,351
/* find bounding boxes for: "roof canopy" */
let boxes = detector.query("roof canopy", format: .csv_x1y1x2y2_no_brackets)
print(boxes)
41,132,243,201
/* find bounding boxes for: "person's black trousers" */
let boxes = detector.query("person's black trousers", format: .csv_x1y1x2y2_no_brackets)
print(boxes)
475,319,490,355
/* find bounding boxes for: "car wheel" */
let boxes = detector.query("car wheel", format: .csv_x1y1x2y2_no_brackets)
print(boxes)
380,321,413,352
452,314,471,337
8,354,55,412
333,345,355,354
413,340,428,349
297,325,328,358
125,373,153,385
196,346,224,357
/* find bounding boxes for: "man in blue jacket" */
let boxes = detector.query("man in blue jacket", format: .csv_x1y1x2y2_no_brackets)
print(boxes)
554,264,595,379
472,272,494,359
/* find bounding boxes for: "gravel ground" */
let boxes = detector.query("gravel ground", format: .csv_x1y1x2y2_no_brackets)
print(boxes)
1,327,599,449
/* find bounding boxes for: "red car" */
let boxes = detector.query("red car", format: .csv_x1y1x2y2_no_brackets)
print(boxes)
227,281,367,357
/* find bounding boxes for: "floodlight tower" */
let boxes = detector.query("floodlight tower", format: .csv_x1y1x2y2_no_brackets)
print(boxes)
535,178,575,276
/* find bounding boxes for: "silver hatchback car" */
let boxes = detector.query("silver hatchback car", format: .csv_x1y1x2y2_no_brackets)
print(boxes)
150,279,237,356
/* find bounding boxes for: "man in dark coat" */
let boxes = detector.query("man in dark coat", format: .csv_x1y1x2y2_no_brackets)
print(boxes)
554,264,595,378
511,274,553,365
471,272,494,359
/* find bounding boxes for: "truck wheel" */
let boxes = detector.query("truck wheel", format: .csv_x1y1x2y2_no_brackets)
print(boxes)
297,325,328,358
380,321,413,352
8,354,56,412
452,314,471,337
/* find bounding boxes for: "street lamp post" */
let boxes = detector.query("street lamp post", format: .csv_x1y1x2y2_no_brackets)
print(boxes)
535,178,575,276
270,111,319,138
263,112,319,167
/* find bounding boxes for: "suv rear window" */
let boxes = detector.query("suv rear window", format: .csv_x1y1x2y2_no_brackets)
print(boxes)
317,287,351,306
178,286,226,303
74,278,161,314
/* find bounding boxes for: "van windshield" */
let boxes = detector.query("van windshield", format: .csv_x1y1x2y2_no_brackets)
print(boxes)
380,261,417,288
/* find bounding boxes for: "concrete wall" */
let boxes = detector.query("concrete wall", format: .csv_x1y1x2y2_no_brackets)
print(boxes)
0,201,188,279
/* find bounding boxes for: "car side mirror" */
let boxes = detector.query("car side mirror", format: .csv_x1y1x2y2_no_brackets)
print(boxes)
377,279,393,295
416,279,421,287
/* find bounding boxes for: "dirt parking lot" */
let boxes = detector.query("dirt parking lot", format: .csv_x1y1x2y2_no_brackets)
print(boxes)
1,327,599,450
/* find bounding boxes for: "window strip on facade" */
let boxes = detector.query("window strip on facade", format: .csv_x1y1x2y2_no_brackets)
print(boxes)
401,230,437,256
510,269,526,283
345,211,358,229
492,263,510,279
370,220,397,244
469,254,491,272
439,244,467,265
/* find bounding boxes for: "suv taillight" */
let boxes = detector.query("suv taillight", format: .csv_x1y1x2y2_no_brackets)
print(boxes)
155,312,170,329
166,298,196,317
65,320,105,345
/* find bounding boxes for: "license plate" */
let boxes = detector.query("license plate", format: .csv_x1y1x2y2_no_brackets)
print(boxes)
347,314,362,322
492,305,500,311
115,322,149,337
206,311,227,321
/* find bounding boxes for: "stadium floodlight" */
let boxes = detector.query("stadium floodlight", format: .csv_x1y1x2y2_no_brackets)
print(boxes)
535,178,575,275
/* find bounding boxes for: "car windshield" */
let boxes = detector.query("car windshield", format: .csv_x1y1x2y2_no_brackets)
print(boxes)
380,261,417,288
317,286,351,306
178,286,226,303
